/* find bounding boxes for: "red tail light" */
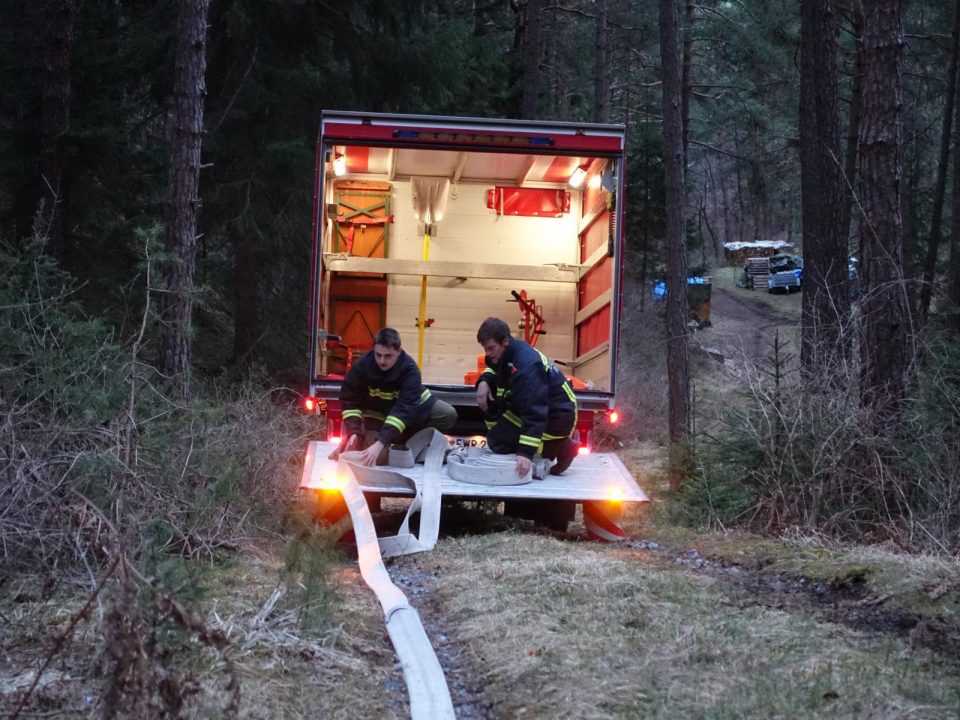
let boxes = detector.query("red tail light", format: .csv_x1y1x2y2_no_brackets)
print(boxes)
303,396,318,412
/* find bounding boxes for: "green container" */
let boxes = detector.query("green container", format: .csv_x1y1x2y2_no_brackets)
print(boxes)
687,282,712,307
687,279,712,326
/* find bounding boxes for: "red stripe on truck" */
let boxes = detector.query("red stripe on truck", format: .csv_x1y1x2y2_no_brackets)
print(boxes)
322,122,623,153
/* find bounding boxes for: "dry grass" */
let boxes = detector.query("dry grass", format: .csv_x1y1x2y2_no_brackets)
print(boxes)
5,521,959,719
0,544,409,719
198,547,408,720
393,532,959,720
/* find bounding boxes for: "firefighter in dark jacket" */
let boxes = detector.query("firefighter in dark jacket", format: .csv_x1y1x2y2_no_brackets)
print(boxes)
329,328,457,466
475,317,578,478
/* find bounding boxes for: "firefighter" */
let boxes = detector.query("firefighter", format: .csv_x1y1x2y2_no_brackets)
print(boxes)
475,317,578,478
329,327,457,466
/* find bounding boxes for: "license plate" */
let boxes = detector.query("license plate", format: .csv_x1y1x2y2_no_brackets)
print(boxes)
448,435,487,448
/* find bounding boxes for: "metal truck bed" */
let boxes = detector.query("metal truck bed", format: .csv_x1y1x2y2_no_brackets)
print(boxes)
300,440,649,504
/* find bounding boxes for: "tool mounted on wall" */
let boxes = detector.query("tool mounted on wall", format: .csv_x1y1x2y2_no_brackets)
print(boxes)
411,178,451,366
510,289,546,347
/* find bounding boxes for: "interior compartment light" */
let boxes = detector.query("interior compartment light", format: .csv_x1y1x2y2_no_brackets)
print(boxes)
568,164,588,189
332,152,347,177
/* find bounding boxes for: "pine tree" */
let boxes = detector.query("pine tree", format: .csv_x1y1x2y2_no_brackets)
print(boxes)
156,0,211,399
858,0,911,415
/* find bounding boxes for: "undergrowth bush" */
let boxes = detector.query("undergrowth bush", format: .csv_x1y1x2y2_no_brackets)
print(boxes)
1,228,320,573
682,328,960,553
1,227,338,716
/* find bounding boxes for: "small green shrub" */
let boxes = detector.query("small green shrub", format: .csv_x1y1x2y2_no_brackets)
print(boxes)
683,324,960,552
282,507,341,633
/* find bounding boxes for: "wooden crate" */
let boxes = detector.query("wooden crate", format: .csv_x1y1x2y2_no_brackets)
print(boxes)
744,257,770,290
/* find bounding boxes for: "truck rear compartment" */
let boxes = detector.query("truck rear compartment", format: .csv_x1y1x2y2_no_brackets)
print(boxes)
305,114,645,537
310,114,625,424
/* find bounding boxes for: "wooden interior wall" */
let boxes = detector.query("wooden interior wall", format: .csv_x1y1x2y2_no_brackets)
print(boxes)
326,180,389,374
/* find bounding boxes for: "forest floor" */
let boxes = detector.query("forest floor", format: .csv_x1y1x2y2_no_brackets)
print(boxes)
4,273,960,719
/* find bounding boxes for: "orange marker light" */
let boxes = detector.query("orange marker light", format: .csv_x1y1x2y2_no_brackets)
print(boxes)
606,486,626,502
320,473,345,490
304,397,317,412
608,410,620,425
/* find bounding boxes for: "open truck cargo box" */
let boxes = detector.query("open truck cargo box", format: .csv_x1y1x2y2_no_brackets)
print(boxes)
308,112,627,433
305,112,645,531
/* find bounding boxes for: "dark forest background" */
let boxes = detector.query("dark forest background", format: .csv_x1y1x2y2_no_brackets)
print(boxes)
4,0,956,383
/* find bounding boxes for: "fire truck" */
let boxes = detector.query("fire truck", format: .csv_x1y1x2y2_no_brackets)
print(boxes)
301,111,646,536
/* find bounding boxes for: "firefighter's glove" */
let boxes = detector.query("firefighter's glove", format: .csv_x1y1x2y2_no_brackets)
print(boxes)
477,381,495,413
328,433,359,460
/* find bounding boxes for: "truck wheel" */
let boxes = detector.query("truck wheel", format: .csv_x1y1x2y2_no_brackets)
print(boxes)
540,501,576,532
504,499,575,532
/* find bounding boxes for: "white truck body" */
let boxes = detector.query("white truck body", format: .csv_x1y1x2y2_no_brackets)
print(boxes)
303,112,647,529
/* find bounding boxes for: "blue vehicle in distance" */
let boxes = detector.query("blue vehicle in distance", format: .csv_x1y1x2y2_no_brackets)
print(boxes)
766,253,803,293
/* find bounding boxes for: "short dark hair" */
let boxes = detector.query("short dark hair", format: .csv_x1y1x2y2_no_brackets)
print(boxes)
373,327,402,350
476,317,511,344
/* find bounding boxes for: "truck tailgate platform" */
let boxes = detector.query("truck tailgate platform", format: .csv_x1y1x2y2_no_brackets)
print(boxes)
301,440,649,504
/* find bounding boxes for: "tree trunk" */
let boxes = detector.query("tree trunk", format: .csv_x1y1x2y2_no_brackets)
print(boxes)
660,0,690,480
799,0,850,377
594,0,609,123
39,0,74,265
842,0,863,250
521,0,543,120
156,0,211,400
734,132,746,241
858,0,910,415
720,170,732,245
918,0,960,320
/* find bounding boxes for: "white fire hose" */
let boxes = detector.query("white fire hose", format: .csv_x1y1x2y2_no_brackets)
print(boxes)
335,428,455,719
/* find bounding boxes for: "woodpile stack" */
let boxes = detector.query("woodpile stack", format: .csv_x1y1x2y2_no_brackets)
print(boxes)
722,241,794,267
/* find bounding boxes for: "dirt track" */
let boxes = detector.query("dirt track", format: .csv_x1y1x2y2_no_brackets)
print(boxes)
702,285,798,360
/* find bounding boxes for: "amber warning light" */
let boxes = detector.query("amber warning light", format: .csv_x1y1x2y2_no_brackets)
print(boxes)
607,409,620,425
303,396,318,412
